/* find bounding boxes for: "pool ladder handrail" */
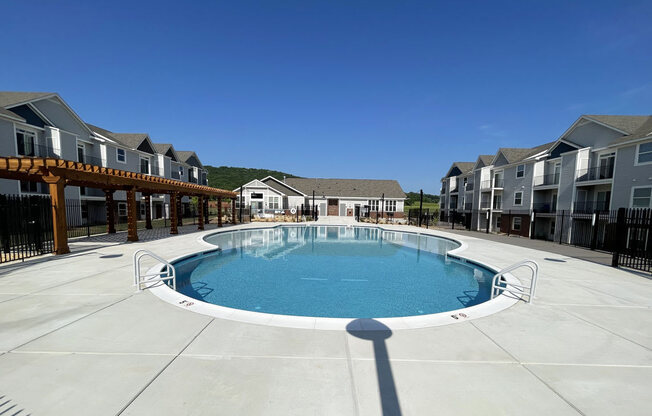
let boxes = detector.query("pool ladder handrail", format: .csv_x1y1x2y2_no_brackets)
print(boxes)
133,249,176,292
490,260,538,303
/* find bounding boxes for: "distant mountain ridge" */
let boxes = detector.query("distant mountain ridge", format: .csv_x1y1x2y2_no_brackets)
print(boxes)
204,165,297,191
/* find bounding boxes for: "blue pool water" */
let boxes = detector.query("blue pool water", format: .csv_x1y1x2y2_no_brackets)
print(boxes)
173,226,494,318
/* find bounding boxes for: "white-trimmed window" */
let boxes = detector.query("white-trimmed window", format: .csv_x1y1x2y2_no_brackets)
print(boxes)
116,148,126,163
631,186,652,208
385,200,396,212
16,129,36,156
516,164,525,178
139,156,150,174
514,191,523,206
636,142,652,165
268,196,279,210
369,200,379,211
512,216,522,231
118,202,127,217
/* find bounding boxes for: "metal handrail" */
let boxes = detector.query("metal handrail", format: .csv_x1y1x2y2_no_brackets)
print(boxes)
133,249,176,292
490,260,538,303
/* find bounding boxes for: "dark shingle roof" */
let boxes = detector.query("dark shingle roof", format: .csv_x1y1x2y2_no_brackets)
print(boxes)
86,123,116,140
261,177,304,197
0,92,55,108
453,162,475,174
177,151,203,168
284,178,406,199
585,115,651,135
604,116,652,146
153,143,173,154
478,155,494,165
111,133,150,149
497,141,555,164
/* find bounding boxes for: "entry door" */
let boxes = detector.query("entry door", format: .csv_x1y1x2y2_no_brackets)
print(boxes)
327,199,339,216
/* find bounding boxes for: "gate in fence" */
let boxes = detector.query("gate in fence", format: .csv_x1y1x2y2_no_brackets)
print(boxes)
611,208,651,273
0,194,54,263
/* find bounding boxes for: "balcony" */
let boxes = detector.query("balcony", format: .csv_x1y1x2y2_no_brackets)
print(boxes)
574,200,610,212
465,182,474,191
188,174,198,184
493,178,504,188
576,165,614,183
171,171,181,180
480,200,491,209
534,173,560,187
464,202,473,211
450,183,459,193
480,180,492,190
533,202,556,213
493,201,503,210
19,144,104,167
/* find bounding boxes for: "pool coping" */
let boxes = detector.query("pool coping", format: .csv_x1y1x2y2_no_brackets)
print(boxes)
146,223,523,331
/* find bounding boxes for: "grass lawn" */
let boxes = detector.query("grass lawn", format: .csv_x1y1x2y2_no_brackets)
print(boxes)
404,202,439,213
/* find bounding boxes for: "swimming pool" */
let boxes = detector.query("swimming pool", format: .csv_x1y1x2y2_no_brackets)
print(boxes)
170,225,498,319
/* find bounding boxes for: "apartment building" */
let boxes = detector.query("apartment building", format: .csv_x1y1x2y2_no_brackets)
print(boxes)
0,91,209,224
440,114,652,241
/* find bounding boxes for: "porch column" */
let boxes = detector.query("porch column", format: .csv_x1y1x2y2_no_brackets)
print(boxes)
105,190,116,234
170,192,179,235
217,197,223,227
45,175,70,255
177,195,183,226
231,198,236,223
126,188,138,242
197,195,205,230
144,194,152,229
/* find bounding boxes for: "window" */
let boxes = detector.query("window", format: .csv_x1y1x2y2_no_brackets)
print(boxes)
512,217,522,231
20,180,38,193
16,129,36,156
140,202,146,217
268,196,279,209
116,148,126,163
139,156,150,174
632,187,652,208
118,202,127,217
77,144,85,163
251,192,263,199
514,191,523,206
636,142,652,165
516,164,525,178
369,200,379,211
385,200,396,212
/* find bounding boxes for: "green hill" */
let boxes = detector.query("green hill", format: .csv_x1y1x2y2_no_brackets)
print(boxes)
205,165,297,191
405,191,440,205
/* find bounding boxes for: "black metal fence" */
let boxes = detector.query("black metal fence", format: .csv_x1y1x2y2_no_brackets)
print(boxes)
0,194,54,263
237,203,318,223
407,208,436,228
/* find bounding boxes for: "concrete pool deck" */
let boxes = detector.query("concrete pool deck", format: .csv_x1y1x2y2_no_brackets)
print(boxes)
0,222,650,415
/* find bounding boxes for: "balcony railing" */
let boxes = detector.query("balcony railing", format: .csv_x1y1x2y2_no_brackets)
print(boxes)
450,183,459,193
465,182,474,191
493,178,504,188
532,203,556,213
576,165,614,182
493,201,503,210
480,201,491,209
534,173,560,187
574,201,610,212
171,171,181,180
464,202,473,211
188,175,198,184
19,144,104,166
480,180,492,190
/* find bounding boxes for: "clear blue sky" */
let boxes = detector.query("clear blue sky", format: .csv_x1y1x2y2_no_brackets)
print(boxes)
3,1,651,193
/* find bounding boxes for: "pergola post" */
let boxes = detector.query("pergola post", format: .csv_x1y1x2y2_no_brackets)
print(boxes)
144,194,152,229
197,196,205,230
232,198,236,224
45,176,70,255
126,188,138,242
217,197,223,227
105,190,116,234
170,192,179,235
177,195,183,226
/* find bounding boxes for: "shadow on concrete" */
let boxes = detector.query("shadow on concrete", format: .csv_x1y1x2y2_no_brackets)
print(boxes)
347,319,402,416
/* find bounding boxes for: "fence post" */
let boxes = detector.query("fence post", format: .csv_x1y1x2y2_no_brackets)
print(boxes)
486,210,490,234
611,208,626,268
590,210,599,250
559,210,564,244
418,189,423,227
452,210,456,230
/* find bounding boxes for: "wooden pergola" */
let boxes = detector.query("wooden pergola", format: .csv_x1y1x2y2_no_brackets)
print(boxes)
0,157,237,254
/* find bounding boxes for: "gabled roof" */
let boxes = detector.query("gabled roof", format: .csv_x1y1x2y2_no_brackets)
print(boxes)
493,141,555,165
584,115,651,135
606,116,652,147
444,162,475,178
86,123,116,141
177,151,203,168
111,133,151,149
0,92,56,108
0,107,26,122
261,176,305,197
472,154,495,170
153,143,180,161
284,178,406,199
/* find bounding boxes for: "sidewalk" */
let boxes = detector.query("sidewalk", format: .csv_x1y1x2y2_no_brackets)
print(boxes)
433,226,614,267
